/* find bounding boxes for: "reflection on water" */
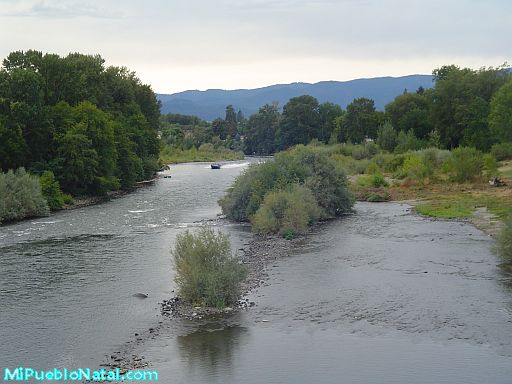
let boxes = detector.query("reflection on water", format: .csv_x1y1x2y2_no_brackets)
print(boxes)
178,325,248,375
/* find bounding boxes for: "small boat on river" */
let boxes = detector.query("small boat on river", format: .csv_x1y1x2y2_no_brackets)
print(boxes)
211,163,221,169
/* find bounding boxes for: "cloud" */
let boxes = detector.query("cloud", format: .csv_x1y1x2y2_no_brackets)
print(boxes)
1,0,123,19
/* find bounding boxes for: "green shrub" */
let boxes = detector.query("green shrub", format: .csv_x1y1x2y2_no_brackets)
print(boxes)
490,142,512,161
376,121,398,152
366,162,381,175
0,168,49,223
330,154,368,175
442,147,483,183
351,142,378,160
394,130,423,154
220,145,354,222
172,227,247,308
251,184,321,236
383,153,406,172
483,154,499,178
371,173,388,187
496,218,512,262
366,190,391,202
401,154,431,181
40,170,66,210
419,147,451,169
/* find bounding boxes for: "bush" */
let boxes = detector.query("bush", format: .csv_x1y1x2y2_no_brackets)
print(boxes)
394,130,423,154
351,142,378,160
330,154,368,175
419,147,451,169
366,161,381,175
356,174,388,188
496,218,512,262
172,227,247,308
442,147,483,183
376,121,398,152
483,154,499,178
366,190,391,202
0,168,49,223
251,184,321,237
220,145,354,222
400,154,431,182
490,142,512,161
40,170,67,210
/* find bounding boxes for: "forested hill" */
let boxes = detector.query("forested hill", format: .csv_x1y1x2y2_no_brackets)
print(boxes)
158,75,434,121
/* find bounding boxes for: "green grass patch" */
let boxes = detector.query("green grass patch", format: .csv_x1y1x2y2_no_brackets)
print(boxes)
414,193,512,220
500,167,512,178
414,198,475,219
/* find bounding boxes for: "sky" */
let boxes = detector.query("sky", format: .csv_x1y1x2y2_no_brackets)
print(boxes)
0,0,510,94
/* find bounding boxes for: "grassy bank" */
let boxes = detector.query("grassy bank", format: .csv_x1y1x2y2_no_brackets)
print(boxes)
160,144,244,164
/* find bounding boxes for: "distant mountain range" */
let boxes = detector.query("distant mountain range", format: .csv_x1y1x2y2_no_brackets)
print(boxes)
157,74,434,121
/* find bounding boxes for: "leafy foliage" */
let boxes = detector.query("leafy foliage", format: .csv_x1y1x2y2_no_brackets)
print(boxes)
40,170,70,210
0,50,160,195
252,184,321,237
220,145,354,233
442,147,483,183
376,121,398,152
490,142,512,161
172,227,247,308
0,168,49,223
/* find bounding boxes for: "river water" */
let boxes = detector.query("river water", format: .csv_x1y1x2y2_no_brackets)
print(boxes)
1,161,512,383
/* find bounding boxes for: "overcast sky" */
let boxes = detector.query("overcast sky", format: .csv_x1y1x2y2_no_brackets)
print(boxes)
0,0,510,93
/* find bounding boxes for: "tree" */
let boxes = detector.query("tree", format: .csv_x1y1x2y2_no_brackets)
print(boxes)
343,98,379,143
385,92,432,139
55,130,99,195
278,95,320,149
318,102,344,143
489,78,512,143
224,105,238,138
376,121,398,152
430,65,508,149
244,103,280,154
0,50,161,195
0,119,26,171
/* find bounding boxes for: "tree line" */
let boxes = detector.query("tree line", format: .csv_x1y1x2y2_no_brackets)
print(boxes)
0,50,160,195
167,64,511,156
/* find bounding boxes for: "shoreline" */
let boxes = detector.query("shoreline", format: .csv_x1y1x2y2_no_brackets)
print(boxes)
0,178,158,228
64,178,158,211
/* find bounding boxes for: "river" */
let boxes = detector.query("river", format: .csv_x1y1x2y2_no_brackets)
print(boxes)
1,161,512,383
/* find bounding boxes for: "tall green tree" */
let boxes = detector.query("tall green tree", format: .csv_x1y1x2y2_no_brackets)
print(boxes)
343,98,379,143
430,65,508,150
385,91,432,139
0,50,161,194
278,95,320,149
489,78,512,143
318,102,344,143
244,103,280,155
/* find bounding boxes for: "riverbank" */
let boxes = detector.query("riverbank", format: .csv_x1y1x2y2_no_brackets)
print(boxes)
350,173,512,237
64,178,158,211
